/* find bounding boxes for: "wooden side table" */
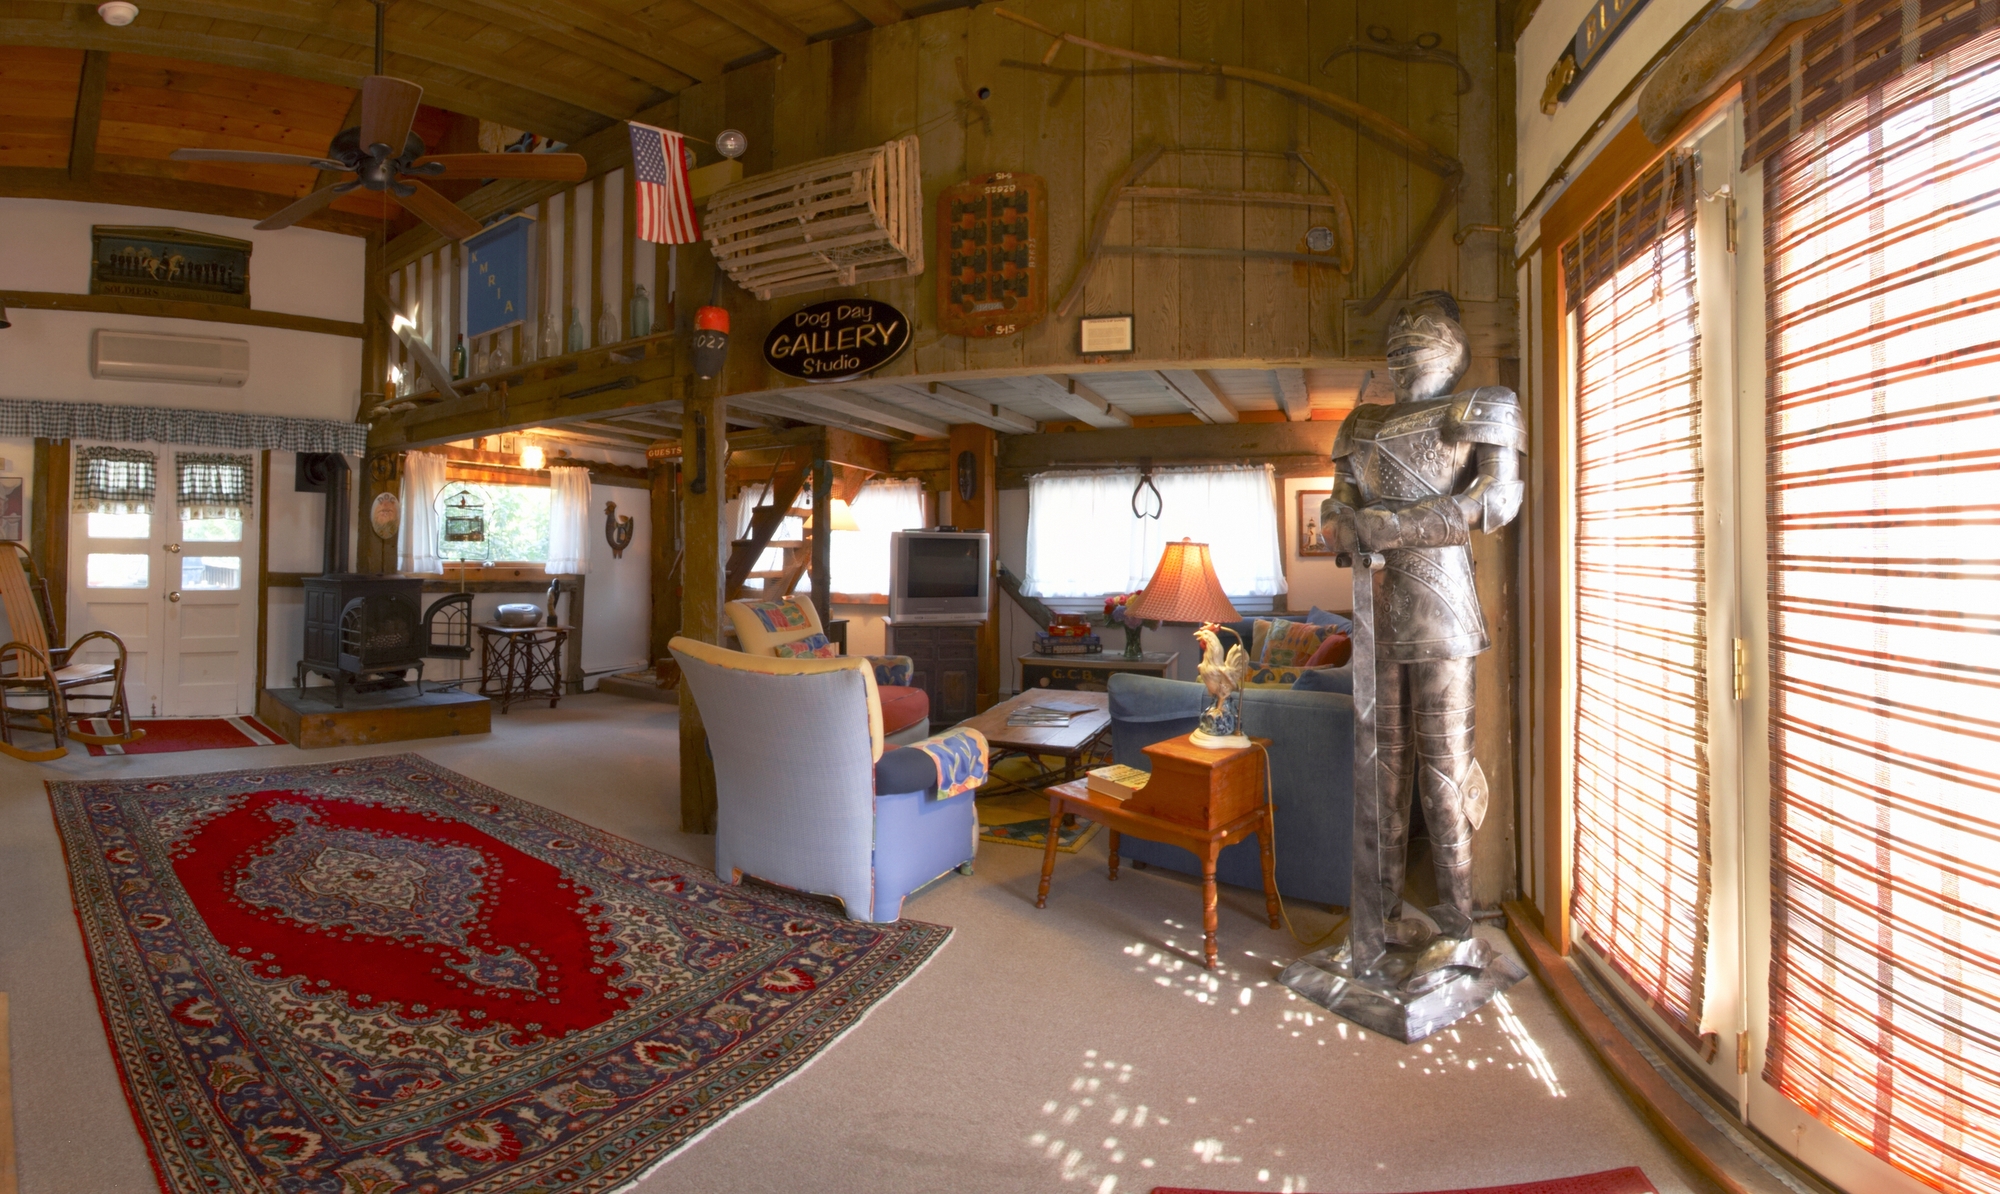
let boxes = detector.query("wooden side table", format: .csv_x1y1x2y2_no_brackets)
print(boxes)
477,624,567,713
1036,734,1279,969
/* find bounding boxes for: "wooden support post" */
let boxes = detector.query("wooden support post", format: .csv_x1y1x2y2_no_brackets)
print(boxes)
29,438,69,642
562,190,576,348
256,449,271,693
648,445,681,664
679,376,726,834
809,457,832,631
947,423,999,709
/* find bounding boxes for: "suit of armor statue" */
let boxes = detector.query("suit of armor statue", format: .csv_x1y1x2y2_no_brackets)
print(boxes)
1321,291,1525,972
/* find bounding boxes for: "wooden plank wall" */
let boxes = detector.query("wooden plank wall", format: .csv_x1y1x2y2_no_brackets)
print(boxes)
654,0,1510,395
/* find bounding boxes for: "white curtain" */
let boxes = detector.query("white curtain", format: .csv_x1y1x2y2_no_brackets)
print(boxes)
545,463,593,575
834,477,925,596
398,450,447,574
1022,464,1286,599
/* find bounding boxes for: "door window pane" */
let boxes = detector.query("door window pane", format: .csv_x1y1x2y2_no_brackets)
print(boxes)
181,516,243,542
87,512,150,539
86,553,149,588
180,556,241,591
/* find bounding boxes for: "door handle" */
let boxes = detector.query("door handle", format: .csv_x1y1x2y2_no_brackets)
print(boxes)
164,543,182,554
167,591,182,603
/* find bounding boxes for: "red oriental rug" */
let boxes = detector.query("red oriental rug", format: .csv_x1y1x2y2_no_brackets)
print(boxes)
49,753,950,1193
83,715,283,756
1150,1167,1657,1194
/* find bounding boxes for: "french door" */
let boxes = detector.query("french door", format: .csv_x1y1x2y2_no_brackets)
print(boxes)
68,442,259,718
1564,61,2000,1194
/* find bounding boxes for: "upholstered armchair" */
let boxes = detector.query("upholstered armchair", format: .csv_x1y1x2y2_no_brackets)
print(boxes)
671,636,985,922
723,595,930,746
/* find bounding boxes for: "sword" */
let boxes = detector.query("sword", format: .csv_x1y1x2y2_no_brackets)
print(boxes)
1341,548,1388,975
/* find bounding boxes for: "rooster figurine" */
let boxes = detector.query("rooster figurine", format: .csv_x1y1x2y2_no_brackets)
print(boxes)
1191,623,1251,749
605,501,635,559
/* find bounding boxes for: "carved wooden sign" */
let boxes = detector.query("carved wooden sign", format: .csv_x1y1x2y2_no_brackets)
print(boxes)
762,298,912,382
938,172,1047,338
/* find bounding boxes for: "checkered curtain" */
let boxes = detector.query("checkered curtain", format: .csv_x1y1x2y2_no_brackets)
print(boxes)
72,447,157,515
176,453,254,520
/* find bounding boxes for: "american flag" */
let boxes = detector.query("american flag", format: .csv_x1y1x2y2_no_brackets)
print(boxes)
628,121,700,244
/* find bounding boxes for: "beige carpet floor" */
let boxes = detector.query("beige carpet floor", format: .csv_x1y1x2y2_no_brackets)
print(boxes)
0,694,1707,1194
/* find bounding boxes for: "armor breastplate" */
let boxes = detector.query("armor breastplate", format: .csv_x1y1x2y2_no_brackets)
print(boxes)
1337,398,1490,662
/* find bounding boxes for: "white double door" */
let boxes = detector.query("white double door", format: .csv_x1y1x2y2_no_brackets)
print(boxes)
68,443,259,718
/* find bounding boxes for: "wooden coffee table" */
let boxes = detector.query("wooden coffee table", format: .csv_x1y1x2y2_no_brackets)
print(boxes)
956,688,1112,794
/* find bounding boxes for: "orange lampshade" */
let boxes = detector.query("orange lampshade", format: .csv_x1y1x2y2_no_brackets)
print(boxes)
1125,539,1239,624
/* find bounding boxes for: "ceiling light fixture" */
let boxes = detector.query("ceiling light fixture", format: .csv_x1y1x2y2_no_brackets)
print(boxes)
520,443,545,470
97,2,139,26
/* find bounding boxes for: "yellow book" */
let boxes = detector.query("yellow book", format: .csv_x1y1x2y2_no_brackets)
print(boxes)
1086,763,1151,801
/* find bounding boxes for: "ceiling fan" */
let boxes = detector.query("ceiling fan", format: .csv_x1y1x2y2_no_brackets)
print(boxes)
167,3,585,240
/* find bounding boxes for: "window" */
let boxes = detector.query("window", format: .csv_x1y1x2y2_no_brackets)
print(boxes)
1761,36,2000,1193
1021,464,1286,600
1567,153,1712,1045
438,480,551,566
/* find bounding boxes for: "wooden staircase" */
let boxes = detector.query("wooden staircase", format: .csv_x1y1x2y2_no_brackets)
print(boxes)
724,447,812,600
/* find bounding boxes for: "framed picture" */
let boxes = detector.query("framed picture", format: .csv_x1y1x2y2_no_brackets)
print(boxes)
1297,489,1336,557
91,225,252,307
0,476,22,542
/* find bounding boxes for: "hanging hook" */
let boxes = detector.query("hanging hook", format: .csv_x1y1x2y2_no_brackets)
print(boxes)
1131,459,1163,520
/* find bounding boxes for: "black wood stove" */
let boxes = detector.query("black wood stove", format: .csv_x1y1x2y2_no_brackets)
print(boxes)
295,456,427,706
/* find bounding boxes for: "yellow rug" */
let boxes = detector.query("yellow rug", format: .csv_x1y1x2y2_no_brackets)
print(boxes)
976,757,1102,852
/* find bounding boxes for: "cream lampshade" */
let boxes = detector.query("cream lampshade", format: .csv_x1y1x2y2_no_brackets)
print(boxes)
1124,538,1240,624
805,498,861,532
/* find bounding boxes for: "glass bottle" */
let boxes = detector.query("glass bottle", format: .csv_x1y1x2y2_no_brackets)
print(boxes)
629,285,651,339
490,338,510,370
542,311,562,359
596,308,620,346
566,307,585,353
451,334,467,380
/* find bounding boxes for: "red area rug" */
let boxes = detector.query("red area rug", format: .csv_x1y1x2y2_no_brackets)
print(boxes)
82,715,283,756
50,753,950,1193
1151,1168,1656,1194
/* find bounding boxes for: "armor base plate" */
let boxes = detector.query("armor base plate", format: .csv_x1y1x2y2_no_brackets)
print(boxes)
1278,932,1526,1043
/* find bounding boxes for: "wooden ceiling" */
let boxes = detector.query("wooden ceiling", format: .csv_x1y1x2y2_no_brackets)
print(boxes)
0,0,913,234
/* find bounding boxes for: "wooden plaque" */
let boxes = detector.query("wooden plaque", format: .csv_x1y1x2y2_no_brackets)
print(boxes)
938,173,1047,338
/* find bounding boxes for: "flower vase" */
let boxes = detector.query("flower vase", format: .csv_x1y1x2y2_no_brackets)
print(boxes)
1122,624,1143,658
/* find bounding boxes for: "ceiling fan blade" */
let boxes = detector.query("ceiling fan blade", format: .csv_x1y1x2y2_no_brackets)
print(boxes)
172,148,344,170
359,75,422,153
410,153,588,181
394,180,485,242
254,184,347,231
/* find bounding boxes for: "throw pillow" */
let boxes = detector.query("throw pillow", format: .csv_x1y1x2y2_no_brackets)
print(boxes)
1261,619,1328,667
1305,606,1354,633
1303,629,1352,668
1245,665,1307,689
744,597,814,634
1291,665,1354,695
772,632,839,659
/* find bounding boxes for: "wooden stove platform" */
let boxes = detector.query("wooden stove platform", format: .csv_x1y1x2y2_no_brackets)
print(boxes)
258,686,492,749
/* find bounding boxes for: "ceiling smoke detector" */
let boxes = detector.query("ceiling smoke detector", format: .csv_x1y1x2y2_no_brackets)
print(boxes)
98,2,139,25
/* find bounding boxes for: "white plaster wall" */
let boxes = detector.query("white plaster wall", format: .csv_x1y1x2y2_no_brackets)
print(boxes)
1281,476,1354,614
0,198,364,420
580,478,650,678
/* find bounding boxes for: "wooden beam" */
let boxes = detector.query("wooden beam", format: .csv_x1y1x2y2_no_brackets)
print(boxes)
1,290,364,339
649,446,681,665
1274,368,1312,422
384,99,677,271
67,51,108,182
1016,375,1133,429
0,168,381,237
729,392,911,442
452,0,722,85
798,389,951,438
682,0,811,59
843,0,909,27
1157,369,1241,424
948,423,1000,710
372,354,685,450
998,421,1339,488
874,382,1039,433
420,0,695,93
29,439,69,644
0,18,600,142
680,383,728,833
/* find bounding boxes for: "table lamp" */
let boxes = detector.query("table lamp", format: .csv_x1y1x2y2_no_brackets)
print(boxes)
1125,539,1250,749
804,498,861,531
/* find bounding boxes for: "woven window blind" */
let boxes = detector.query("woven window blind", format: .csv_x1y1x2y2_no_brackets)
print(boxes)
1763,28,2000,1194
1569,153,1713,1046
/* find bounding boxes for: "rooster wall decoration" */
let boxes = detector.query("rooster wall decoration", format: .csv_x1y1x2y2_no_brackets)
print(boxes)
605,501,635,559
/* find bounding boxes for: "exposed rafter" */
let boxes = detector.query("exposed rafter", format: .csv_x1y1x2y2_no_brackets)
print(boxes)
67,51,108,181
883,382,1041,433
1273,368,1312,422
1157,370,1240,424
681,0,811,59
797,389,951,438
843,0,910,28
1016,375,1133,429
0,166,383,236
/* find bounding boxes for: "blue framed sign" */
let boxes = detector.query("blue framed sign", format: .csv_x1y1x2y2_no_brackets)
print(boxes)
464,213,533,337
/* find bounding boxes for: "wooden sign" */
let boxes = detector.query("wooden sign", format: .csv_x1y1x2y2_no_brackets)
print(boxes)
938,172,1047,338
763,298,911,382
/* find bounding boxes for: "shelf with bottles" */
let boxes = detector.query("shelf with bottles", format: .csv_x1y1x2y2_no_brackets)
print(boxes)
382,322,682,413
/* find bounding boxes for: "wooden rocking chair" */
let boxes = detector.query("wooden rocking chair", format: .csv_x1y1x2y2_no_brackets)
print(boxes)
0,542,145,760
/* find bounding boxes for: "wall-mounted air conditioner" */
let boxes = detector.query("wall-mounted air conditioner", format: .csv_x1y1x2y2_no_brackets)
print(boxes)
90,329,250,387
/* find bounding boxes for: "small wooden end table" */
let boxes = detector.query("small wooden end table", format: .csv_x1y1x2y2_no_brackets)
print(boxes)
477,623,567,713
1036,734,1279,969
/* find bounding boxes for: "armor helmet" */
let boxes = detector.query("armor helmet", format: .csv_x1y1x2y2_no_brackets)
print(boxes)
1386,291,1470,401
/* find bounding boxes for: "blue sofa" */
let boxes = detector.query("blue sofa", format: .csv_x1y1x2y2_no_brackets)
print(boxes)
1106,671,1354,907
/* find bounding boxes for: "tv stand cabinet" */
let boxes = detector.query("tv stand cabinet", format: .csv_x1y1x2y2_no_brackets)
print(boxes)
884,620,981,724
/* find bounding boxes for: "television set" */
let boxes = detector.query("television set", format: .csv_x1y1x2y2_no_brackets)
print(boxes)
888,530,991,624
